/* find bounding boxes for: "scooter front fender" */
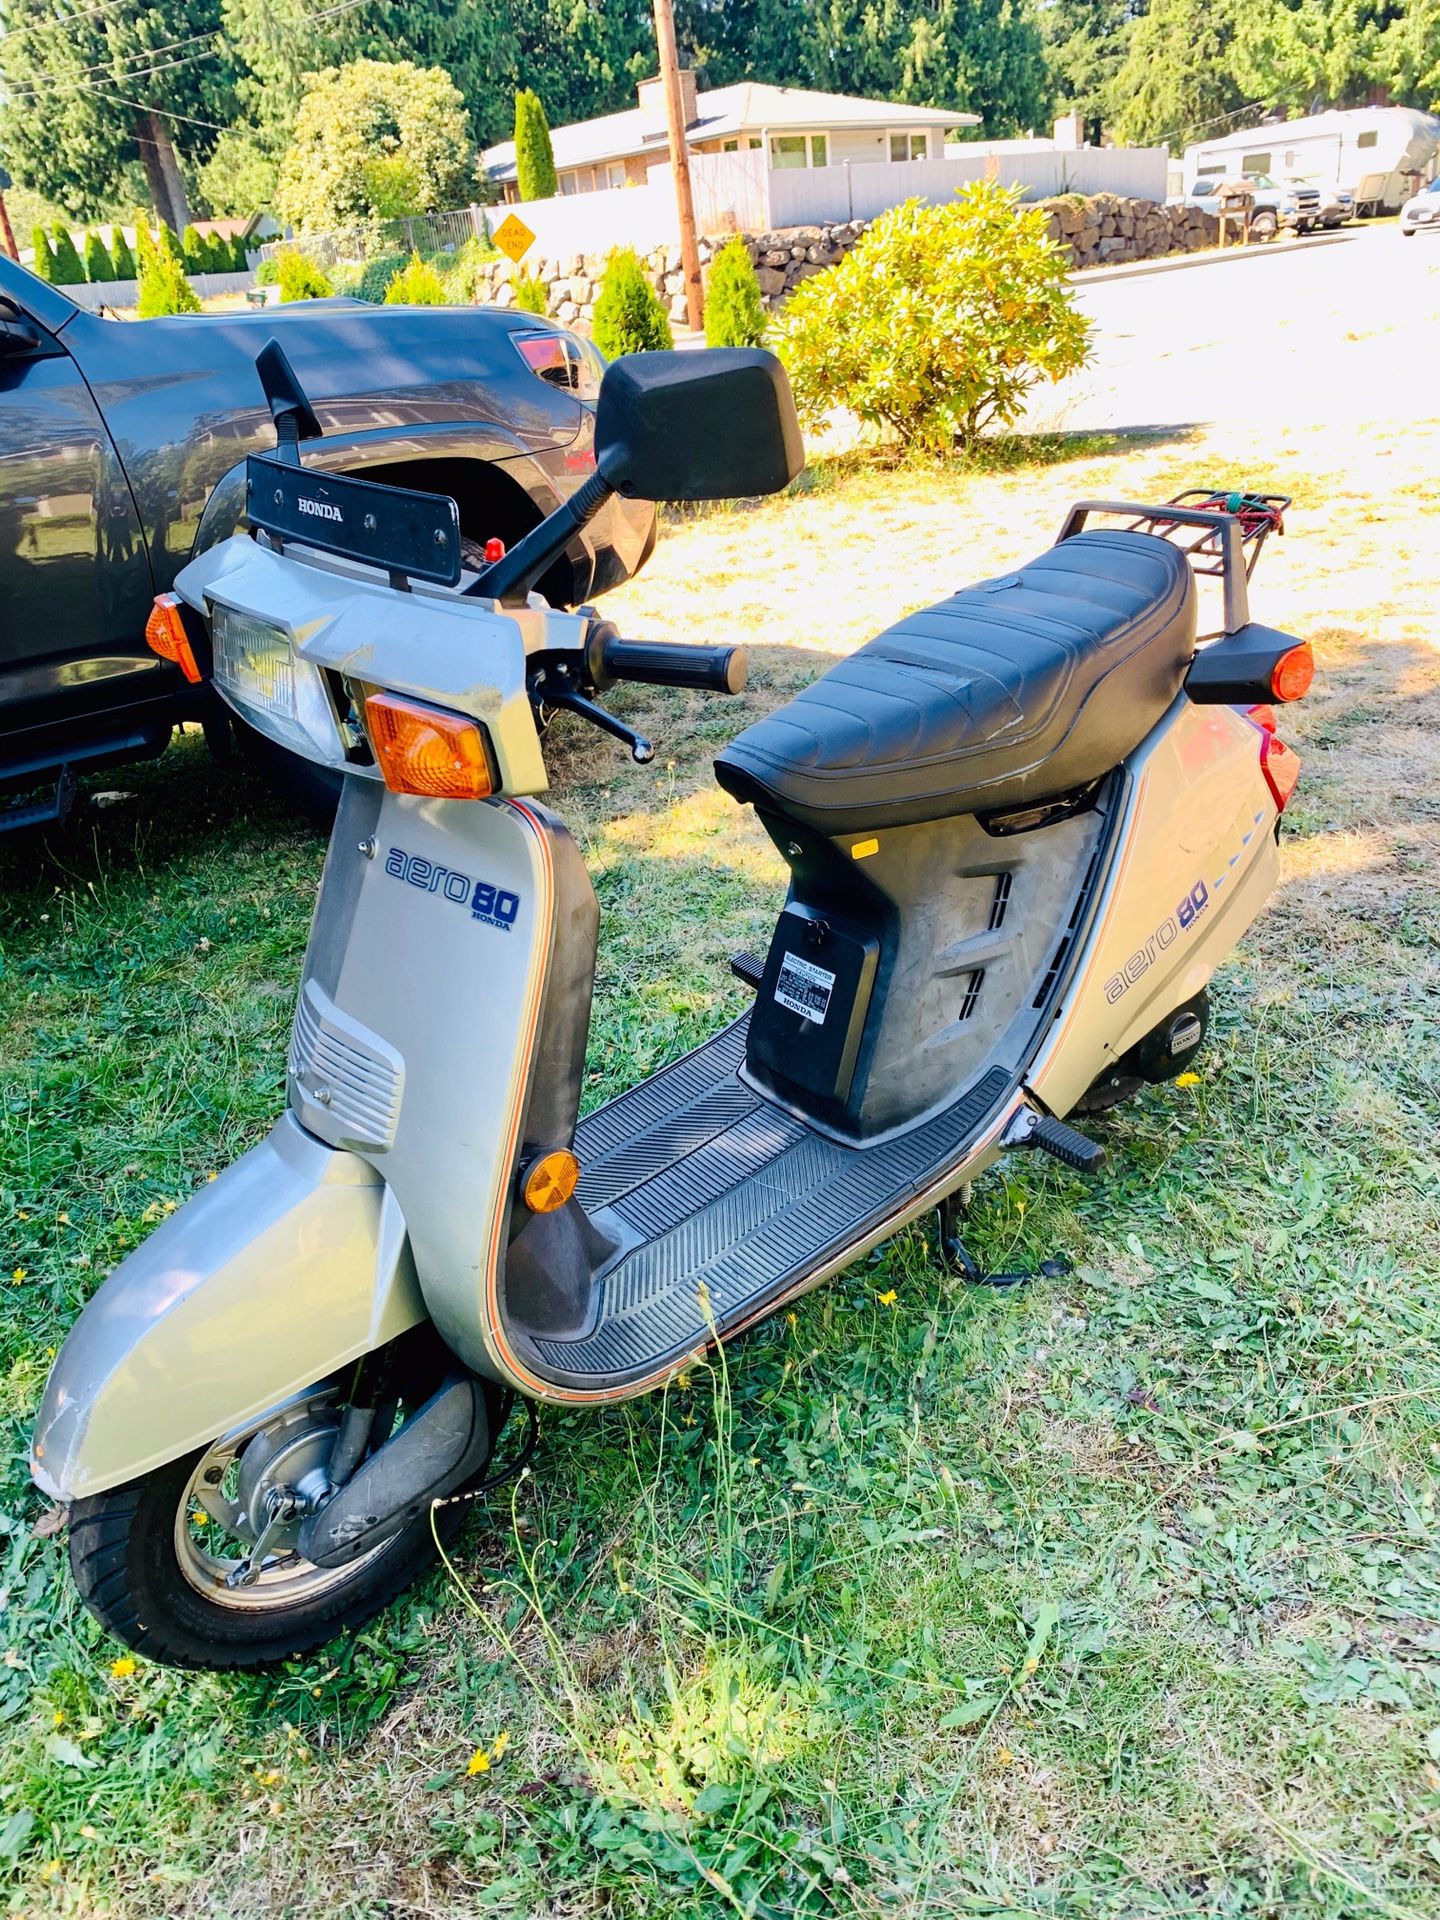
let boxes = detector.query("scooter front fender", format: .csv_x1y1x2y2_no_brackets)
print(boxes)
32,1114,426,1502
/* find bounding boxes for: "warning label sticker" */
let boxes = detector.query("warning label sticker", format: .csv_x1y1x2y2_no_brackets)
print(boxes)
774,951,836,1025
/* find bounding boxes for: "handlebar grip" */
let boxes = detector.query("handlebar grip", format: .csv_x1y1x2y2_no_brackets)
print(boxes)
598,635,748,695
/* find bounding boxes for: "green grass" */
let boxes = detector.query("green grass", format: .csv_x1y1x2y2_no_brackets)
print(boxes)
2,418,1439,1916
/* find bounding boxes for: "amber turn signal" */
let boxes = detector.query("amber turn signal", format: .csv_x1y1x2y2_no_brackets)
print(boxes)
521,1149,580,1215
1269,642,1314,703
365,691,495,800
145,593,202,683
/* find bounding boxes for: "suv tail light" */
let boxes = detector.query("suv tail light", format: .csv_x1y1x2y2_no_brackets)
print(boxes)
511,330,603,401
1255,722,1301,811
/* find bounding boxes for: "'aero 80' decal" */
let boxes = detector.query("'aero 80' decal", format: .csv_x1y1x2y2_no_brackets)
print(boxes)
1104,883,1208,1003
384,846,520,932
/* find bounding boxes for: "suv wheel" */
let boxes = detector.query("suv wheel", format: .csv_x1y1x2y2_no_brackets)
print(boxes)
1250,210,1278,241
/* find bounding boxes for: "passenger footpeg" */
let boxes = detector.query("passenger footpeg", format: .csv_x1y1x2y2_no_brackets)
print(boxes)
1004,1107,1106,1175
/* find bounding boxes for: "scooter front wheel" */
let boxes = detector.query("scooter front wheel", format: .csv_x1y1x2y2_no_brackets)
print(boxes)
67,1392,465,1670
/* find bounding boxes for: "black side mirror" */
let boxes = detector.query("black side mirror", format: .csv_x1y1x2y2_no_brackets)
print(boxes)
0,306,39,358
594,349,804,501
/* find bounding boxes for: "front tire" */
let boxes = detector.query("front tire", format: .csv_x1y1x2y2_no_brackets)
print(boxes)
68,1402,465,1670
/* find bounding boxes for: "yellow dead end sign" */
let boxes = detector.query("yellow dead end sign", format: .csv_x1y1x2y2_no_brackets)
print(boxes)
493,212,536,264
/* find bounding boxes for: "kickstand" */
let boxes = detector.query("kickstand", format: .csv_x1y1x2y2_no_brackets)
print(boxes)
936,1191,1070,1291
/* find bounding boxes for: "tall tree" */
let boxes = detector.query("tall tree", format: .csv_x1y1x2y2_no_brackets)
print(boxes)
1231,1,1396,110
513,89,559,200
1381,0,1440,108
0,0,237,224
1043,0,1147,138
1108,0,1248,146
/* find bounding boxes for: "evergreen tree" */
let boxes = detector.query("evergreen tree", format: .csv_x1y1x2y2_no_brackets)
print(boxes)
136,223,202,315
593,247,674,356
705,238,766,347
83,230,114,282
514,90,559,201
1382,0,1440,111
1232,0,1393,111
110,227,137,280
1043,0,1146,138
50,221,86,284
181,224,210,272
30,223,55,282
1109,0,1248,146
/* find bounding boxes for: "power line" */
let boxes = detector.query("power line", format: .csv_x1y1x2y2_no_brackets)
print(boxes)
0,0,140,48
0,0,371,101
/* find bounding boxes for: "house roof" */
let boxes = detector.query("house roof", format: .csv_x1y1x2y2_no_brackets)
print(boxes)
482,82,979,182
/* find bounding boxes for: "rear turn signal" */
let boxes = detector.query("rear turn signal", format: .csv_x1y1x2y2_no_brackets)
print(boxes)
145,593,202,683
1270,642,1314,702
522,1149,580,1214
364,691,495,800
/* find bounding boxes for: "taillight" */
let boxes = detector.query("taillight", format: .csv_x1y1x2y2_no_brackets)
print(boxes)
1259,728,1301,811
512,332,577,389
364,691,495,800
145,593,202,683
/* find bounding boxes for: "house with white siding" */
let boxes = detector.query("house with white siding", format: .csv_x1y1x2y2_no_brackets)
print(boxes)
480,75,979,201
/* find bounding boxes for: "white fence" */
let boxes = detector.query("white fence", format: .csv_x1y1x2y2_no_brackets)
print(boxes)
64,269,257,310
768,144,1169,227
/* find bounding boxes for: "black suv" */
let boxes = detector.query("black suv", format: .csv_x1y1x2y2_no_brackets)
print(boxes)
0,255,655,828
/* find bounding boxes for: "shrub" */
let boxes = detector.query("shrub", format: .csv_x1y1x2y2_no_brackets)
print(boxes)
49,221,85,285
704,237,765,348
255,256,280,286
83,231,113,282
593,247,673,358
30,224,55,281
355,250,408,302
109,227,136,280
275,248,334,302
512,270,547,314
180,224,210,272
437,233,498,303
276,59,471,233
135,224,202,316
383,252,447,305
514,89,558,203
230,233,251,272
775,182,1092,454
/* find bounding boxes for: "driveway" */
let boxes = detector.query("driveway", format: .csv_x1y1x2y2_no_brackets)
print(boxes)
1029,223,1440,434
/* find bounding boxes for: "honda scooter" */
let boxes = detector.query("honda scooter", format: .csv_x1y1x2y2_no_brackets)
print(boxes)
33,344,1312,1669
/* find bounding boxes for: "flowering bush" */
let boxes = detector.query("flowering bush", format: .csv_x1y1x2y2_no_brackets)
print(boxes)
383,253,447,306
776,181,1091,453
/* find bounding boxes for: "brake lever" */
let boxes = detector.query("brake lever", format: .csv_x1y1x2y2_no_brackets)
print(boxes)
532,668,655,764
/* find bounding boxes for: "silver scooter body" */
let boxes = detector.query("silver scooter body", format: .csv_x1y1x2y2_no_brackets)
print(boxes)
33,524,1284,1502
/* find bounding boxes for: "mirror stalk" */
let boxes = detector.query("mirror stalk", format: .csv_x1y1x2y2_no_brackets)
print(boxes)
466,467,615,604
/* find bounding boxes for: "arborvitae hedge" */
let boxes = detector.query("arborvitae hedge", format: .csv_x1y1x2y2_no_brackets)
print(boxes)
49,221,86,285
83,231,114,282
704,237,766,348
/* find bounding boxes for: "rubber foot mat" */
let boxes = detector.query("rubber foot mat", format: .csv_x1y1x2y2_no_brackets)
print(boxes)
528,1017,1009,1388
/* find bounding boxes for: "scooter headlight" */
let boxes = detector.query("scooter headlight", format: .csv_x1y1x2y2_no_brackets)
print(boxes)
209,603,341,762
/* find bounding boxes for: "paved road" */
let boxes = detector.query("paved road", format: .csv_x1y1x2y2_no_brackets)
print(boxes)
1027,224,1440,434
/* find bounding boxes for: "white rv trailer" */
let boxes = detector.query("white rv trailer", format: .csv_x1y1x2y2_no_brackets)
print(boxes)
1183,105,1440,213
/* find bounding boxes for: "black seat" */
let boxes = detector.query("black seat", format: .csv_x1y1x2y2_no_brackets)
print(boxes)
715,530,1196,835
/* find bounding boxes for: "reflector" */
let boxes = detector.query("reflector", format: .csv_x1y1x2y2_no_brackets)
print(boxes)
1259,730,1301,811
365,692,495,800
522,1149,580,1214
145,594,202,683
1270,643,1314,702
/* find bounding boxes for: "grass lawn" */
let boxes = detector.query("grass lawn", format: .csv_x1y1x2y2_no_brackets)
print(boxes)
2,413,1439,1918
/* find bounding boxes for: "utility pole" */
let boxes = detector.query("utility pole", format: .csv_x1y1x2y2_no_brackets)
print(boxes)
652,0,704,333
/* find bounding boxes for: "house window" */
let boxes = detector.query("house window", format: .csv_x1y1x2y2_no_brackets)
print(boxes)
559,173,577,195
747,136,761,150
722,138,739,152
1358,129,1378,148
769,134,828,169
607,162,625,188
1241,151,1272,174
890,131,927,163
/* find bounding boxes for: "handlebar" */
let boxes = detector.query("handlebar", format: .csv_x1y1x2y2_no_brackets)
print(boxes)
592,628,748,696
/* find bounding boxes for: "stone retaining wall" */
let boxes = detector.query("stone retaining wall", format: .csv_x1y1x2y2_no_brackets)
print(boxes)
467,194,1219,329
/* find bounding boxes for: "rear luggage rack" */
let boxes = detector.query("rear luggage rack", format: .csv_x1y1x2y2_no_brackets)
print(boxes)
1058,490,1290,637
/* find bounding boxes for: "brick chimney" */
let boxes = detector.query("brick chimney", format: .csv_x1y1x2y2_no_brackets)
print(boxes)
638,69,698,127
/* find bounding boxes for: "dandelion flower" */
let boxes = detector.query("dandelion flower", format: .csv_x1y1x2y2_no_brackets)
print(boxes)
996,1748,1015,1766
52,1709,64,1726
491,1730,510,1760
41,1859,62,1881
877,1289,898,1307
1175,1072,1201,1088
12,1268,26,1284
110,1656,137,1678
467,1749,491,1775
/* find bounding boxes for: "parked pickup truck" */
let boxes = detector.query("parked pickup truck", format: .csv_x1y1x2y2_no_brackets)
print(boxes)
0,254,655,828
1184,173,1324,238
